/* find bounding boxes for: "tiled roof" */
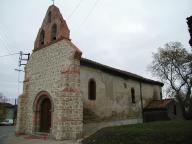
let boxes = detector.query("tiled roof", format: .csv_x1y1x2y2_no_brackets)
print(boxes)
80,58,164,86
144,99,174,110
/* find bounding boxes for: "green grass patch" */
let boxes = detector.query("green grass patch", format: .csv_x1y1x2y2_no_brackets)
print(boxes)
82,120,192,144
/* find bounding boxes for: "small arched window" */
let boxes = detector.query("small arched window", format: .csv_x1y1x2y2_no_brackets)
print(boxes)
51,24,57,41
124,83,127,88
48,11,51,23
88,79,96,100
40,29,45,45
131,87,135,103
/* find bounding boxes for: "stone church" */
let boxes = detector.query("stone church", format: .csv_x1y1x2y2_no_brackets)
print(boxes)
16,5,163,140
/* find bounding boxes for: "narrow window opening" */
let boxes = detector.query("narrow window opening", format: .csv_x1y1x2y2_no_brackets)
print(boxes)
40,30,45,45
153,89,158,100
51,24,57,41
173,105,177,115
88,79,96,100
131,87,135,103
124,83,127,88
48,11,51,23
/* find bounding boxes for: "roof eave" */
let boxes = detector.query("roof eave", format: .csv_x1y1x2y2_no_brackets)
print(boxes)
80,58,164,86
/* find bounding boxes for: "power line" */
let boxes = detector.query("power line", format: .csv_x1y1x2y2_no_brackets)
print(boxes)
0,24,20,53
0,33,12,54
67,0,84,20
75,0,100,32
0,52,19,58
0,24,13,53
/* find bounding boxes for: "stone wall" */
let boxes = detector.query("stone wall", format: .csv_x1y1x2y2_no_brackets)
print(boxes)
16,39,83,140
80,65,162,121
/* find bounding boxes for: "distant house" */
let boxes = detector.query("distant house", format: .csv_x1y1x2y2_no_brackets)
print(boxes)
0,102,17,123
143,99,183,122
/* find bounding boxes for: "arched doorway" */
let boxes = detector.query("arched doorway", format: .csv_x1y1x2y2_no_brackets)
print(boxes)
40,98,51,132
33,91,53,133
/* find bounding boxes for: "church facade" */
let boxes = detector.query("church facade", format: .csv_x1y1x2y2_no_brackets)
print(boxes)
16,5,163,140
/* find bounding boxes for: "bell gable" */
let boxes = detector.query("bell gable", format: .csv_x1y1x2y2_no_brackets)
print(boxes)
34,5,70,51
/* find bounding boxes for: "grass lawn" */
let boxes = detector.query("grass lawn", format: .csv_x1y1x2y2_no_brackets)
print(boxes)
82,120,192,144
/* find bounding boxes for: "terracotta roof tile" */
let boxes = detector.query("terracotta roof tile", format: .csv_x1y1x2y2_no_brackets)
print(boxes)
144,99,174,110
80,58,164,86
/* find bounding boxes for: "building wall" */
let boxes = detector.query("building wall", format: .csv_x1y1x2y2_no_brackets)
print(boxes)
0,105,6,121
143,110,169,122
80,65,162,121
6,108,14,120
167,102,183,120
16,40,83,140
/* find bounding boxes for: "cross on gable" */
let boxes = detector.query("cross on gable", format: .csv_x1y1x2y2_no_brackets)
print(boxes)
52,0,55,5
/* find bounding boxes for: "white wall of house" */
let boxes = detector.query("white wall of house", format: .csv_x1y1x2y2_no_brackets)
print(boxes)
80,65,162,121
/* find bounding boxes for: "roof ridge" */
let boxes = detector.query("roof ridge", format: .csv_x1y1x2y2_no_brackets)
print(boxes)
80,58,164,86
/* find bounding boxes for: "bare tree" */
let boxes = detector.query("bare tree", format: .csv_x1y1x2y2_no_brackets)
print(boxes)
149,42,192,119
186,16,192,47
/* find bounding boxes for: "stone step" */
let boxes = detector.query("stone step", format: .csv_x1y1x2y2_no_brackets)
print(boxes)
33,132,49,136
28,132,50,140
23,133,49,140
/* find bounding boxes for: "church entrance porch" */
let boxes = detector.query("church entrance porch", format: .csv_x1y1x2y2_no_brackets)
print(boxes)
33,91,53,134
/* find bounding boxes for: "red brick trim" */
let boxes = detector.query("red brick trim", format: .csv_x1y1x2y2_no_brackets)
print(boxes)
33,37,70,52
33,91,54,133
23,78,29,83
33,91,54,112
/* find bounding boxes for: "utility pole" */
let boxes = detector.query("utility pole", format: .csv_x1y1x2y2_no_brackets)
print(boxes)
15,51,30,95
19,51,30,66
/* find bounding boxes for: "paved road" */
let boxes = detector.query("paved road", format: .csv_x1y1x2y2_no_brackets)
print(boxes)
0,126,80,144
0,126,15,144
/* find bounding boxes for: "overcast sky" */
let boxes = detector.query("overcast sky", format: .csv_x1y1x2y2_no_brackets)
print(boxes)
0,0,191,101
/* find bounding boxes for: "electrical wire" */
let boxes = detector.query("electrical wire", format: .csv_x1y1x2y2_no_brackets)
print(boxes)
0,24,20,53
68,0,84,20
0,52,19,58
0,33,12,54
75,0,100,32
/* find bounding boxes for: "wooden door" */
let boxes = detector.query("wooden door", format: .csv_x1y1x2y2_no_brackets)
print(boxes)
40,98,51,132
